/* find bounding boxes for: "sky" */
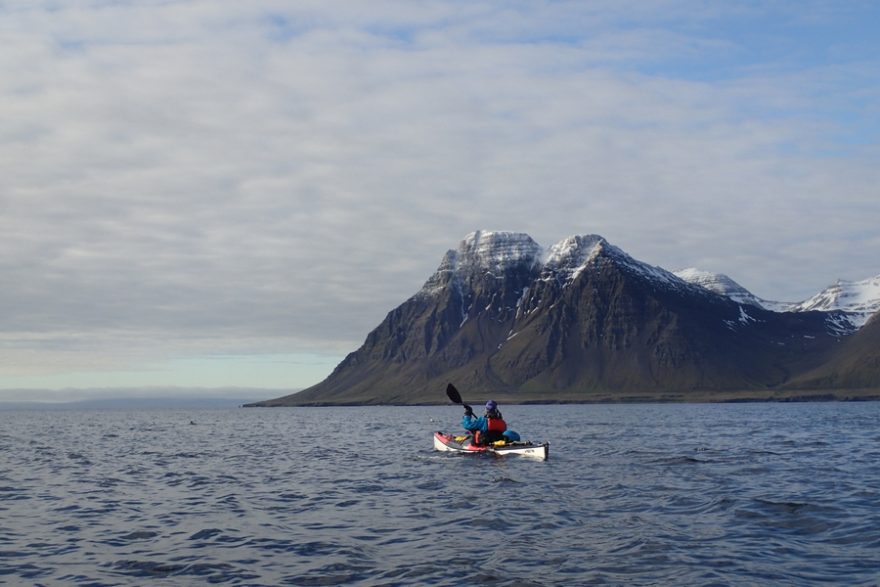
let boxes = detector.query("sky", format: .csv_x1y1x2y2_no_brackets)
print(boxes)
1,0,878,401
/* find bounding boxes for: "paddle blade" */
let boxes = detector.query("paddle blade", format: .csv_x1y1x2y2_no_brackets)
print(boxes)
446,383,462,404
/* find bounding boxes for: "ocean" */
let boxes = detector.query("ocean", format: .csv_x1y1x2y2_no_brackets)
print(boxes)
1,402,878,586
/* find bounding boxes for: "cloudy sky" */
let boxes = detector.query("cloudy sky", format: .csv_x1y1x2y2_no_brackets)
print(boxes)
1,1,878,400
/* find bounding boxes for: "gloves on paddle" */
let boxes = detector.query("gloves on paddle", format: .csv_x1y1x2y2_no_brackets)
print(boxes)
463,405,474,417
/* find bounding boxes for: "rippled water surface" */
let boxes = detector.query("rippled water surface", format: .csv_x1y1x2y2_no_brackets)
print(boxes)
2,402,879,586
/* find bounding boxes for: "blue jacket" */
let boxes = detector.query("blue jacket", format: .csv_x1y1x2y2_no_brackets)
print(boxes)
462,414,489,433
461,413,520,442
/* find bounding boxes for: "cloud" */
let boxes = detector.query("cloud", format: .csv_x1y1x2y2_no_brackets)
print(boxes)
0,1,878,390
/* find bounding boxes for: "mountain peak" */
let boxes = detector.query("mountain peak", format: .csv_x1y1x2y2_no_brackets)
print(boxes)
455,231,542,271
545,234,606,263
674,268,762,305
792,274,880,327
419,231,542,297
543,235,607,281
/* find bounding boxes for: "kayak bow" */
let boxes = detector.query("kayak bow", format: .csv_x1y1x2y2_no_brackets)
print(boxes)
433,431,549,460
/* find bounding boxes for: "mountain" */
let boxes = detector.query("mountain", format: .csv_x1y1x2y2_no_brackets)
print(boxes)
249,231,875,406
786,311,880,391
789,276,880,328
675,270,880,330
256,231,546,405
672,268,791,312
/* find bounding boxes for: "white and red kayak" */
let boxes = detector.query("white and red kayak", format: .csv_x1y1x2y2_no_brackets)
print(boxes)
433,431,549,460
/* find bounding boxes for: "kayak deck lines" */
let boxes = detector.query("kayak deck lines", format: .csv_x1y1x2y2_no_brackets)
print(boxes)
433,431,549,460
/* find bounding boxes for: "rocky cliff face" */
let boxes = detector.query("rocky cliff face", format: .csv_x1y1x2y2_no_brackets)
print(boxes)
252,231,874,406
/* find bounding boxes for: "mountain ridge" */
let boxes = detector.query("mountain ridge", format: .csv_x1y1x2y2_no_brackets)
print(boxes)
676,268,880,329
248,231,880,406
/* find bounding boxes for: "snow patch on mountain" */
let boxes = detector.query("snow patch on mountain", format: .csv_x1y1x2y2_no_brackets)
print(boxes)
738,306,757,324
825,313,858,336
724,305,761,330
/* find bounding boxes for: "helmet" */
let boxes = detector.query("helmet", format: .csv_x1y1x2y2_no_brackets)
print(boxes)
485,400,497,410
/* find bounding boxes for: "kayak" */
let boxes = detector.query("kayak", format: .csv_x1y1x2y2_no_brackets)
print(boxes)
433,431,549,460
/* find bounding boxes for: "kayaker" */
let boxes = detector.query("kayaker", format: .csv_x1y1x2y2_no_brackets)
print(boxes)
462,400,508,445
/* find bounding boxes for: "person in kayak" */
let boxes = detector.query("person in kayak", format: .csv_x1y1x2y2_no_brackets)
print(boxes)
462,400,508,445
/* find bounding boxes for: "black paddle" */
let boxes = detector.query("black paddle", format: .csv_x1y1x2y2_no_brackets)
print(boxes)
446,383,472,414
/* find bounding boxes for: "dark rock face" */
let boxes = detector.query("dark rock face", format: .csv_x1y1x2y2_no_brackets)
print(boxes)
252,232,876,406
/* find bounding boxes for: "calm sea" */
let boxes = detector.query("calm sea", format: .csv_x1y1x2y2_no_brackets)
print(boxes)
1,402,879,586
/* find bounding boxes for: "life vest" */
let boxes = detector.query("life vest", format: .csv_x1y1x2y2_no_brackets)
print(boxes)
474,412,507,445
486,416,507,434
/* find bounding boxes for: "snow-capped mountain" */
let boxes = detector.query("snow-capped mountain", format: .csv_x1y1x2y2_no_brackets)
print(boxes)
252,231,872,406
789,276,880,327
676,269,880,329
673,268,779,309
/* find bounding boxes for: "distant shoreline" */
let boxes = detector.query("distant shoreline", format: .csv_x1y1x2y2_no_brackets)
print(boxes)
243,388,880,407
0,397,258,411
3,389,877,410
